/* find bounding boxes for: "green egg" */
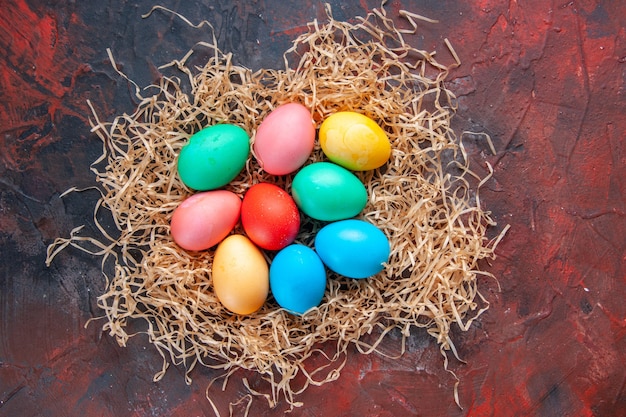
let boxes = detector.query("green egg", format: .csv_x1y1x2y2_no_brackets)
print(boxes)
177,124,250,191
291,162,368,221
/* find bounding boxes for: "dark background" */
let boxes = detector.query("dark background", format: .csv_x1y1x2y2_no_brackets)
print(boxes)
2,0,625,416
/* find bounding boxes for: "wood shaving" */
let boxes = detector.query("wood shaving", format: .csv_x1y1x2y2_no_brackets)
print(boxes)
46,4,506,413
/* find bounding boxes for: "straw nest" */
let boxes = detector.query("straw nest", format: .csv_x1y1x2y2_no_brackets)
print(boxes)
47,4,506,413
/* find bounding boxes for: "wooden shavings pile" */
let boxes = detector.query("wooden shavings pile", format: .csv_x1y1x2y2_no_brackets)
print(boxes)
46,4,506,413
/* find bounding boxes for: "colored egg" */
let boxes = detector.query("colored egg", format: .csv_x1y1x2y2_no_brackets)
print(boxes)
170,190,241,251
319,111,391,171
314,219,390,279
241,183,300,251
177,123,250,191
253,103,315,175
270,244,326,315
212,235,269,315
291,162,368,221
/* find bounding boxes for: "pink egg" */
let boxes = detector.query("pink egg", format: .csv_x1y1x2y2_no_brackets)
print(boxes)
170,190,241,251
253,103,315,175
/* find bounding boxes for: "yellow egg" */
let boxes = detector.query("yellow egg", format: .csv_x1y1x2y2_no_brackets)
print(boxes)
319,111,391,171
212,235,269,315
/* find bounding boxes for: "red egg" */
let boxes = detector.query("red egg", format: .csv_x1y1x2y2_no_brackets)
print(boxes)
170,190,241,251
241,183,300,251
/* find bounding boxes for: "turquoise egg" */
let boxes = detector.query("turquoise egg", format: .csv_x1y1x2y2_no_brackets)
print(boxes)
291,162,367,221
270,244,327,315
177,124,250,191
314,219,390,279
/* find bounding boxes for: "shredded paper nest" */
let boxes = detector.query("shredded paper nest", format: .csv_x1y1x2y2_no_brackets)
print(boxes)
47,4,506,412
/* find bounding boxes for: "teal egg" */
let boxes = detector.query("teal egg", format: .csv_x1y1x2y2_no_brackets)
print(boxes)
314,219,390,279
177,124,250,191
291,162,367,221
270,244,327,315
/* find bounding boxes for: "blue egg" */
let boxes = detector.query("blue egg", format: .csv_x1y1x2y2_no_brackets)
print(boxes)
315,219,390,279
270,244,327,315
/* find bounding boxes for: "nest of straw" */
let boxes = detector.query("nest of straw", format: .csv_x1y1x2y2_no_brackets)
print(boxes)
47,4,505,411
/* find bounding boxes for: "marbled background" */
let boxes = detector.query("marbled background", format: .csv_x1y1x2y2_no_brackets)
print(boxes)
1,0,625,416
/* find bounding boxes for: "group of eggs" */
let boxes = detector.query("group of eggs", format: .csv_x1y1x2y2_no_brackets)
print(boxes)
170,103,392,316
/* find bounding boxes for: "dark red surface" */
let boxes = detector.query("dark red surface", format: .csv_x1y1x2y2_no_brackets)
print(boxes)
2,0,625,416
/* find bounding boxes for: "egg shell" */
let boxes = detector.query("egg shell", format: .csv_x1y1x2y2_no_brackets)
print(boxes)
253,103,315,175
319,111,391,171
177,123,250,191
170,190,241,251
291,162,368,221
270,244,327,315
314,219,390,279
241,183,300,251
212,235,269,315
